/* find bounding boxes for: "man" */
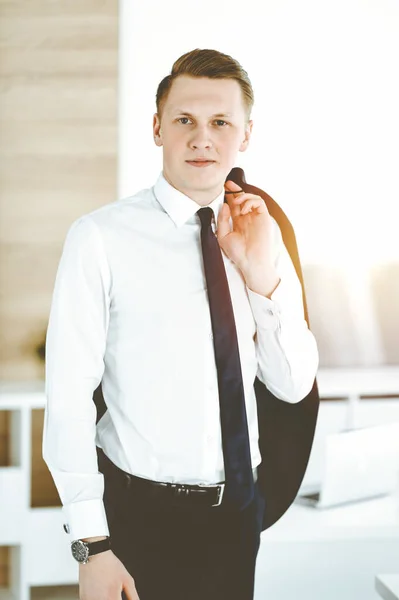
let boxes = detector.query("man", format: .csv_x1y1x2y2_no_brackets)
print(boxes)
43,48,319,600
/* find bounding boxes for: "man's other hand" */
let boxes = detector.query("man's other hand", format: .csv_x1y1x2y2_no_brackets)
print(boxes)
79,549,139,600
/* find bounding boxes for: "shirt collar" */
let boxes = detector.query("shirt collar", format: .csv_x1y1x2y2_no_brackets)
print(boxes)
153,171,226,228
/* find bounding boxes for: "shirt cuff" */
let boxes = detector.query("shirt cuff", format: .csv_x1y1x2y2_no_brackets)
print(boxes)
62,499,110,541
246,279,284,331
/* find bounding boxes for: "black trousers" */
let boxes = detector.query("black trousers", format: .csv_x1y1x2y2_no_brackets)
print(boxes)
99,449,265,600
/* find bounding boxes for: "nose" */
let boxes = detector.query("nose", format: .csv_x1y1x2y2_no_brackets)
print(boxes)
189,126,213,151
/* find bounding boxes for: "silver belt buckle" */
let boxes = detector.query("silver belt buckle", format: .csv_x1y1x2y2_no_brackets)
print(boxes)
199,482,225,507
198,481,225,506
213,483,225,506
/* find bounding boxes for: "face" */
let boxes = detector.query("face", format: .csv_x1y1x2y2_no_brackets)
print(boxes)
153,75,253,206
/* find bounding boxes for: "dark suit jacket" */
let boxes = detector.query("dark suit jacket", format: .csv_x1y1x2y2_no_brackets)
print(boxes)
93,167,320,532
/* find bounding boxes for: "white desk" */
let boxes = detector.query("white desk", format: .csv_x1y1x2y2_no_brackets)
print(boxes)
262,493,399,543
254,493,399,600
316,366,399,398
376,575,399,600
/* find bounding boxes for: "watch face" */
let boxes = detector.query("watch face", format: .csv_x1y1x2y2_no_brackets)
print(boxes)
71,540,89,563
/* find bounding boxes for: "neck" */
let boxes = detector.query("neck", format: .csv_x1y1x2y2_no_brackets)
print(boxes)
162,170,224,206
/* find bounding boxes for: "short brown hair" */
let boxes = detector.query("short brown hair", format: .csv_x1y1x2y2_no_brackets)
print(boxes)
156,48,254,123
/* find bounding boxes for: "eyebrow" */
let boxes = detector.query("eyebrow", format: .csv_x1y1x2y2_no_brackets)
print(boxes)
173,110,233,118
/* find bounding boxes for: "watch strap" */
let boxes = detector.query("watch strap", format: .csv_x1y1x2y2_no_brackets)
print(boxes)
87,537,111,556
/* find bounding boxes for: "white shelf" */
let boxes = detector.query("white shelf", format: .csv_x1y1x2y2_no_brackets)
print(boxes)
0,468,27,543
0,383,45,410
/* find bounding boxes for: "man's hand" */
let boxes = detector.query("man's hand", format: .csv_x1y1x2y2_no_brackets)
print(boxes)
218,180,276,274
79,549,139,600
217,180,281,297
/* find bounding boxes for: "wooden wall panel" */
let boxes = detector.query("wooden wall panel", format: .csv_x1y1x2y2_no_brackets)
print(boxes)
0,0,118,584
0,0,118,380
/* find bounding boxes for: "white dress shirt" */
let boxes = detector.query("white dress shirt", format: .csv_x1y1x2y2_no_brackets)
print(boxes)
43,171,319,541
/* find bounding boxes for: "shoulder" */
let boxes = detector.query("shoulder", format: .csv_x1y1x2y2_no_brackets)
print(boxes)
64,186,155,240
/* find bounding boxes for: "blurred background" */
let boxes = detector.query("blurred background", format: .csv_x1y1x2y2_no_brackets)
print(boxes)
0,0,398,599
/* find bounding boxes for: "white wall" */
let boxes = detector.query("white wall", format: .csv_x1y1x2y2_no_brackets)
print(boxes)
118,0,399,267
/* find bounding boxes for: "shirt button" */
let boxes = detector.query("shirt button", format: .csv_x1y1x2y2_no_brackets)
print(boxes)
63,523,70,534
206,434,214,443
209,332,214,340
266,309,274,315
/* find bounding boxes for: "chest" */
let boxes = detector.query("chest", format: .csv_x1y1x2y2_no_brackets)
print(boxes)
106,222,256,339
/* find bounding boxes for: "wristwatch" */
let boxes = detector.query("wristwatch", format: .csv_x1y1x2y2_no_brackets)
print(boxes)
71,537,111,564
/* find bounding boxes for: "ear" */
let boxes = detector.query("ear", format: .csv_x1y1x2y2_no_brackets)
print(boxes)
239,119,253,153
153,113,163,147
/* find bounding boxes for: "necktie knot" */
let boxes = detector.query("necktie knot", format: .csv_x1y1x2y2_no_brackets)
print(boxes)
197,207,214,228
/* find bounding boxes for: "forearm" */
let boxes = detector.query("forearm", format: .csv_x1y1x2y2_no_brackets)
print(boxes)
245,221,319,403
43,385,110,539
254,315,319,403
242,265,281,299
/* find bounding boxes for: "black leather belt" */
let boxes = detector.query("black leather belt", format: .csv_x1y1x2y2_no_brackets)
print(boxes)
97,447,258,508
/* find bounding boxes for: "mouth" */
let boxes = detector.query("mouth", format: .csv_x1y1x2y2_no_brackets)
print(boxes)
186,160,216,168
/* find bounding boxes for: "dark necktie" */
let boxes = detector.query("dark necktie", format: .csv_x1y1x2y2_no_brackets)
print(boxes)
197,205,255,510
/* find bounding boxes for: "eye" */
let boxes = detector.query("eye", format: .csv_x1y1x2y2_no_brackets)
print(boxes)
177,117,192,125
215,120,228,127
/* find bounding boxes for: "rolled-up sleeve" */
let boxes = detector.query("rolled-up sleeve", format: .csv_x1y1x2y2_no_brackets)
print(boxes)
42,216,111,541
246,218,319,403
